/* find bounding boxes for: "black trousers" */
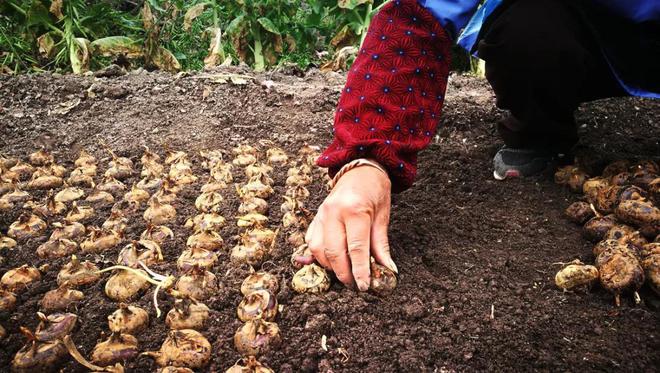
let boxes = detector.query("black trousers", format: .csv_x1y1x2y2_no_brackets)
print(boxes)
476,0,629,152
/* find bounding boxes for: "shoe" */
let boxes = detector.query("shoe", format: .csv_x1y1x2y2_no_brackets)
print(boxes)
493,146,565,180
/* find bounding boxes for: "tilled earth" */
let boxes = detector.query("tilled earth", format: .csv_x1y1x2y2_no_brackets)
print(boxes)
0,66,659,372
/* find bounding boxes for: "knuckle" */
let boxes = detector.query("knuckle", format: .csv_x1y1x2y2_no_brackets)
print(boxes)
347,240,367,255
323,247,342,262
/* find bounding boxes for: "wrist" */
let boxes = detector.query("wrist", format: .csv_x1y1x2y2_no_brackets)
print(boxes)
331,158,389,189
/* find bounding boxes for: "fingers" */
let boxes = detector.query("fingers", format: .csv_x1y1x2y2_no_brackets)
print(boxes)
322,217,352,286
371,210,397,274
345,213,372,291
305,213,330,268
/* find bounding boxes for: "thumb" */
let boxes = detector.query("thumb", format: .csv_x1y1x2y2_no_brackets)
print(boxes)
370,212,397,274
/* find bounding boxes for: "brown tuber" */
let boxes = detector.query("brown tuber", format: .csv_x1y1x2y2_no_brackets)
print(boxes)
237,290,278,322
108,304,150,334
187,229,224,251
55,186,85,203
640,243,660,295
65,202,95,223
292,264,330,294
370,261,398,295
554,260,599,290
49,221,86,241
81,227,122,253
105,269,150,302
29,149,54,166
226,356,274,373
86,190,116,205
583,214,617,242
0,288,18,311
1,264,41,292
564,201,594,224
195,191,224,213
12,327,68,372
165,298,210,330
595,242,645,306
231,241,270,266
36,238,78,259
233,319,281,357
184,213,226,232
40,284,84,312
8,213,47,240
175,267,218,301
582,177,609,205
142,329,211,368
91,332,139,366
615,199,660,229
57,255,100,287
144,197,177,225
177,247,218,271
35,312,78,342
241,271,279,296
141,224,174,245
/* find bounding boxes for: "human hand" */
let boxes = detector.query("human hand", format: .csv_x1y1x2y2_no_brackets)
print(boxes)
304,164,397,291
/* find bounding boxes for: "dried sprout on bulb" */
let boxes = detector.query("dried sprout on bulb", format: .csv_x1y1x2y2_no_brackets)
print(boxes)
285,184,310,201
185,213,226,232
57,255,100,287
65,202,95,223
36,238,78,259
8,213,47,240
141,224,175,245
81,227,122,253
141,146,164,173
12,326,68,372
144,197,177,225
142,329,211,369
108,304,150,334
74,149,97,167
554,260,599,290
237,289,278,322
292,264,330,294
166,298,210,330
40,284,84,312
210,162,234,184
29,149,55,166
91,332,139,366
175,266,218,301
233,319,281,357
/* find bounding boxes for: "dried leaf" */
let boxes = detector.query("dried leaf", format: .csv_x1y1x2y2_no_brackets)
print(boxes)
284,35,297,52
203,27,224,69
153,47,181,72
37,33,56,58
330,24,356,48
70,38,91,74
49,0,63,20
142,2,154,31
320,46,357,72
50,98,81,115
337,0,372,10
184,3,206,31
91,37,143,58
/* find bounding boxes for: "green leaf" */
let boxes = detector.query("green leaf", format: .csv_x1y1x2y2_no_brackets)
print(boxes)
257,17,280,35
225,13,246,35
26,1,53,28
90,36,143,58
337,0,372,10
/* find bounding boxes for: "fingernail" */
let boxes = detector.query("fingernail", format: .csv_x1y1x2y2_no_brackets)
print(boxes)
356,279,370,292
387,259,399,274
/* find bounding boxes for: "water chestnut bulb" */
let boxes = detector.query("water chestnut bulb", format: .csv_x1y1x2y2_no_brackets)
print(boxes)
241,272,279,296
142,329,211,368
554,260,599,290
292,264,330,294
57,255,100,287
165,299,210,330
237,290,278,322
1,264,41,292
91,332,139,366
108,304,149,334
233,319,281,357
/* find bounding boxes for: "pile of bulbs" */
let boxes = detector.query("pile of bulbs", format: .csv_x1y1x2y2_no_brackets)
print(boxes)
554,159,659,306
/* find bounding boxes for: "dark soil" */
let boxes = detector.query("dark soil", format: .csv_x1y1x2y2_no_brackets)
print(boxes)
1,66,659,372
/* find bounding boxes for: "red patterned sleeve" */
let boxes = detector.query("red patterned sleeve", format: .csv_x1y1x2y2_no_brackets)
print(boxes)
316,0,451,193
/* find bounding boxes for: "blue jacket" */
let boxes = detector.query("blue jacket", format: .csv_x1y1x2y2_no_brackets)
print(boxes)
418,0,660,98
